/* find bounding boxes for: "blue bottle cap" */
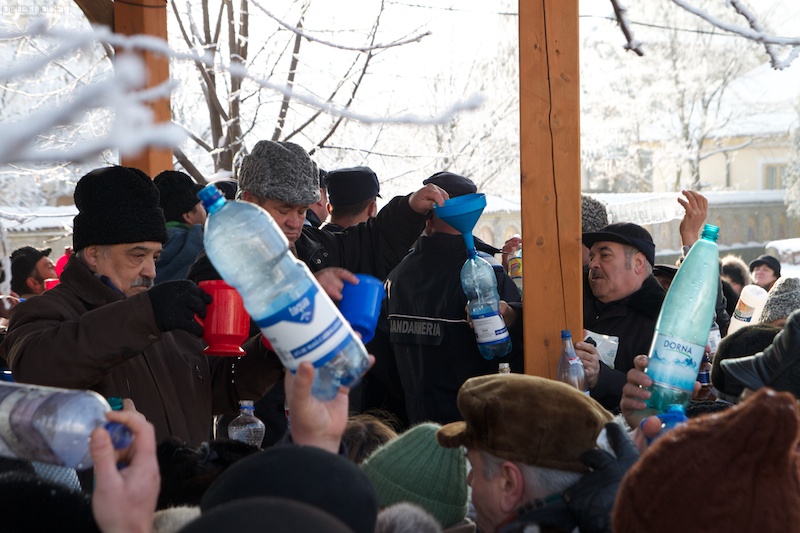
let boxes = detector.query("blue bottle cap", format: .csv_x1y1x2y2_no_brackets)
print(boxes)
104,421,133,450
701,224,719,242
560,330,572,339
107,397,123,411
198,184,226,213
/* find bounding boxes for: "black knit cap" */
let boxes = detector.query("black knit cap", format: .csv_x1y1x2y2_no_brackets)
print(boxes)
72,166,168,252
154,170,204,222
10,246,51,294
201,445,378,533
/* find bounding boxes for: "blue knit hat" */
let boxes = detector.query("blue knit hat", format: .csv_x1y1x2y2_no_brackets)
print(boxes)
361,423,468,528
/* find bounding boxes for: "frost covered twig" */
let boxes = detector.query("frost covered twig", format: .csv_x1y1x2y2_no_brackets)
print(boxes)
670,0,800,69
610,0,644,56
251,1,432,52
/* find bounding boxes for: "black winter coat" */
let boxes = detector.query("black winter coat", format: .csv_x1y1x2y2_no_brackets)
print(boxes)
583,275,666,411
385,232,523,425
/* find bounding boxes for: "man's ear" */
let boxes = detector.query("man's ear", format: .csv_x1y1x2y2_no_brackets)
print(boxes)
327,203,333,215
368,200,378,218
241,190,256,203
82,245,100,269
634,252,648,274
498,460,526,514
25,276,43,293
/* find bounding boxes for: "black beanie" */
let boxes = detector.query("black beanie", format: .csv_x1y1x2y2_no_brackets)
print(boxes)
72,166,168,252
154,170,204,222
201,445,378,533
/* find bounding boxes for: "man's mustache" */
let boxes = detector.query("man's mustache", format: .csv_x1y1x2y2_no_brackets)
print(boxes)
131,277,154,289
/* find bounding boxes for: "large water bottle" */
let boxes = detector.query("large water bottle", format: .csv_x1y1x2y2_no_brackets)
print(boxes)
227,400,265,448
645,224,720,414
461,251,512,359
0,381,131,469
199,184,370,401
557,330,589,394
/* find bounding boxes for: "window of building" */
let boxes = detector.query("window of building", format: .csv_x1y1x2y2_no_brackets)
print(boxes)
763,164,787,189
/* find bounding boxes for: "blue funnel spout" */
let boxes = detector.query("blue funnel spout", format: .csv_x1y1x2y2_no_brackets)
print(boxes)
433,193,487,253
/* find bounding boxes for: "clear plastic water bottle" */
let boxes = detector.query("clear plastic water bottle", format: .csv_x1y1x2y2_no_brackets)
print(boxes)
461,251,512,360
199,184,370,401
728,284,768,334
557,330,589,394
227,400,265,448
507,248,523,296
645,224,720,414
0,381,132,469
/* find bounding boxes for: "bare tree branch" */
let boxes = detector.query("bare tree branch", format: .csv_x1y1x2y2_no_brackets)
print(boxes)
610,0,644,56
250,0,431,52
670,0,800,68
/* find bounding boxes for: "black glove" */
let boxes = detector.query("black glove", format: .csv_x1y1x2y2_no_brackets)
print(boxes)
148,280,212,337
562,422,640,533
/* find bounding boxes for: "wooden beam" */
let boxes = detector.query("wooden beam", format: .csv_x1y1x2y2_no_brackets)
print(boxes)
113,0,173,176
73,0,113,27
518,0,582,378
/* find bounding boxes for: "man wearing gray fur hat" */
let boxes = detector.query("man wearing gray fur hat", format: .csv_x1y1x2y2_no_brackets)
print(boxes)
187,141,446,425
0,166,283,450
189,140,447,298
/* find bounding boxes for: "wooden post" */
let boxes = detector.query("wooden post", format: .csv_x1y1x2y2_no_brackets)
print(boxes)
113,0,173,175
518,0,582,378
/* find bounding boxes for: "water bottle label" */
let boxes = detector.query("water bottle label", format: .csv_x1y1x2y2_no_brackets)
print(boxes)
732,301,757,323
256,284,350,369
508,257,523,280
471,313,510,345
647,333,705,392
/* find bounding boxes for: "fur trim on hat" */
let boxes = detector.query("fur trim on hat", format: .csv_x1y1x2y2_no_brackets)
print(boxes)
237,141,319,206
760,276,800,325
721,254,752,287
581,195,609,234
72,166,168,251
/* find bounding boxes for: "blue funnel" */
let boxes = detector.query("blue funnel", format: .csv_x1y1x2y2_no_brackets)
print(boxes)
433,193,486,253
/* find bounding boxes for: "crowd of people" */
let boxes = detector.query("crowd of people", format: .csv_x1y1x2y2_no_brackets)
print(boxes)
0,139,798,532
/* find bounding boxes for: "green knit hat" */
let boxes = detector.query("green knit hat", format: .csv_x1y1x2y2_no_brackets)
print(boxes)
360,423,467,528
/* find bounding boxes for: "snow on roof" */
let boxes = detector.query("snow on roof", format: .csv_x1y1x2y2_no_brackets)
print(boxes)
0,206,77,232
712,60,800,137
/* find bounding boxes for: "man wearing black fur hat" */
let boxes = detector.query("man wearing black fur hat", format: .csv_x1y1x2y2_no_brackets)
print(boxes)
0,166,283,448
154,170,206,284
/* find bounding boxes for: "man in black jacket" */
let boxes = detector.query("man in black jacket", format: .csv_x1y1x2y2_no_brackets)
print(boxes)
384,172,522,425
582,222,666,411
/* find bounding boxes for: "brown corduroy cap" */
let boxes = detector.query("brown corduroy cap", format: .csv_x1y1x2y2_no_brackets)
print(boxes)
436,374,612,473
613,388,800,532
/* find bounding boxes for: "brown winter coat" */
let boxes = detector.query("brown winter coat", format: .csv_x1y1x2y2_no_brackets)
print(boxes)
0,256,283,446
